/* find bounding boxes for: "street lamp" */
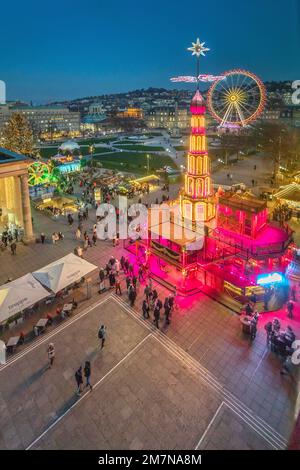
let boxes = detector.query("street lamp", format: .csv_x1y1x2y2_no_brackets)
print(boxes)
146,154,150,174
89,144,95,166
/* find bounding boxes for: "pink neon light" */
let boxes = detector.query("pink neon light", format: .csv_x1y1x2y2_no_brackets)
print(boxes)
191,127,206,135
190,105,206,115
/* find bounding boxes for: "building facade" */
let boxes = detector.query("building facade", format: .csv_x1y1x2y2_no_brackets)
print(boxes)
0,105,81,139
0,148,33,240
146,106,190,131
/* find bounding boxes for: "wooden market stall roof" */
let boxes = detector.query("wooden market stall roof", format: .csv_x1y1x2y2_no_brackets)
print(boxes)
274,183,300,203
218,192,267,213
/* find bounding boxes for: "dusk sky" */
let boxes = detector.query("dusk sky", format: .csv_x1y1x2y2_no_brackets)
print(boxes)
1,0,299,103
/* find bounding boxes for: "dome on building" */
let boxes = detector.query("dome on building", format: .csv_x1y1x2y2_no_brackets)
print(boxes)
59,140,80,153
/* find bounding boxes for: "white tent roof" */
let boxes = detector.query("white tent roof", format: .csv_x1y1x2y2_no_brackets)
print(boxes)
59,140,80,152
0,274,49,323
32,253,97,293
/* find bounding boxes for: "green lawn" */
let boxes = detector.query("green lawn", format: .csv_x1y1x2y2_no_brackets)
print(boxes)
94,152,177,174
174,145,187,151
77,137,116,145
145,132,163,137
116,139,146,145
114,144,165,152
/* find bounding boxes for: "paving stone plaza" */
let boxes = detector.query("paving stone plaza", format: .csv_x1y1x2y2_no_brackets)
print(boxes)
0,188,299,450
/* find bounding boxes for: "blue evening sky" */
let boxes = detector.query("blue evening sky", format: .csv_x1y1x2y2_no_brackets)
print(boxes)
0,0,299,102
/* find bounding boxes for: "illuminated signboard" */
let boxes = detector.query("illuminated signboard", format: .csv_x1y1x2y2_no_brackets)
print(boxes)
257,272,283,285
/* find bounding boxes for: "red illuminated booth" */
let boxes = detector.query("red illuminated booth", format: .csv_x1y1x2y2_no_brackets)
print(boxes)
202,192,293,303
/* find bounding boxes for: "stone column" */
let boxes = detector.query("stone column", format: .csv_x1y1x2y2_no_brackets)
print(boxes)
20,174,34,241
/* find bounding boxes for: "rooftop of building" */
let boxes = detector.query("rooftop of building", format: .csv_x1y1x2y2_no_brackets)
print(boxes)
0,147,27,164
218,192,267,213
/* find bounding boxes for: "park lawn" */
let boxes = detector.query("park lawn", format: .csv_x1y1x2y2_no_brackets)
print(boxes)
114,144,165,152
38,146,90,159
145,132,163,137
116,139,146,145
82,147,116,155
174,145,187,151
94,151,177,174
77,137,116,145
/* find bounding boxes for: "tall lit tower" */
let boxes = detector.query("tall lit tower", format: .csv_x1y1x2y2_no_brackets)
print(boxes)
178,39,215,224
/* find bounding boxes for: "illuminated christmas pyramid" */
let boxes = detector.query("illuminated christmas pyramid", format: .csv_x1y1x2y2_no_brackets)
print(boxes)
180,88,215,223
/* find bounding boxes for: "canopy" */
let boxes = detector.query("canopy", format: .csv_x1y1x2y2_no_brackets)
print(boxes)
32,253,97,293
59,140,80,152
0,274,49,323
274,183,300,204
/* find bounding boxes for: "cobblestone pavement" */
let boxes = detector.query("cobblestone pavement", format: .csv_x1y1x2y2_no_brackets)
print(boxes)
0,296,288,450
0,161,299,449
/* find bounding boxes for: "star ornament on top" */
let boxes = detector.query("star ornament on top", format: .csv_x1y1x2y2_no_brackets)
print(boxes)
187,38,210,57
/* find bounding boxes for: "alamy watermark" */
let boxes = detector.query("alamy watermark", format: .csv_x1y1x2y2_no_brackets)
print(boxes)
95,196,205,250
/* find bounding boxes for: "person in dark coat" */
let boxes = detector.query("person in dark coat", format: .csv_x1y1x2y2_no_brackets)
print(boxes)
142,300,150,319
153,303,161,329
75,366,83,396
124,258,129,274
164,298,171,325
128,286,137,307
84,361,93,391
132,275,138,288
126,276,131,290
120,256,125,271
109,272,116,287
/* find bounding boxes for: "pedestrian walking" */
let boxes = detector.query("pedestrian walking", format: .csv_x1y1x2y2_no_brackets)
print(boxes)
92,232,97,246
287,300,294,319
109,272,116,287
40,232,46,244
47,343,55,368
75,366,83,396
10,241,17,255
164,298,171,325
124,258,129,274
128,263,134,276
120,256,125,272
291,285,296,302
153,303,161,329
84,361,93,391
142,299,150,319
138,265,144,282
126,275,131,290
115,278,122,295
115,259,120,275
144,284,151,302
132,275,138,289
98,325,106,349
129,285,137,307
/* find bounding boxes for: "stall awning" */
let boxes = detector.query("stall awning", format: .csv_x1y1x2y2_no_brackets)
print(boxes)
32,253,97,293
0,274,49,323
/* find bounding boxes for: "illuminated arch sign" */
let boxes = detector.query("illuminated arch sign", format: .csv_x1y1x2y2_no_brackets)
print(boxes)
257,272,284,286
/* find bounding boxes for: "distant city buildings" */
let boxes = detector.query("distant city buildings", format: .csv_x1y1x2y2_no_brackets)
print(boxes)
0,81,299,139
0,103,81,140
146,105,189,131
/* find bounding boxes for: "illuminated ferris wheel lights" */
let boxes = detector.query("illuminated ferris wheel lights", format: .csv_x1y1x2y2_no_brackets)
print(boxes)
207,69,266,127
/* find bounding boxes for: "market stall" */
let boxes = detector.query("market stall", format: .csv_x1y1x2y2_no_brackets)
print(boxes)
32,253,97,293
33,195,79,216
0,274,49,324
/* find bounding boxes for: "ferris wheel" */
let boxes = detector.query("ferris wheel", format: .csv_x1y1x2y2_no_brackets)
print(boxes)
207,69,266,127
28,161,51,186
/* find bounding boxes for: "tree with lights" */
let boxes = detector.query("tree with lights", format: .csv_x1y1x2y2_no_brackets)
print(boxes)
2,112,35,157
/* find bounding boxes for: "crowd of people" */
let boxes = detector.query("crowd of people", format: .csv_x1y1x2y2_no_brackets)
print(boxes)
272,203,293,224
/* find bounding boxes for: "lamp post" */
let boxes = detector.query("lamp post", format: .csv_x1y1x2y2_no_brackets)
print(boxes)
147,154,150,174
89,144,95,167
